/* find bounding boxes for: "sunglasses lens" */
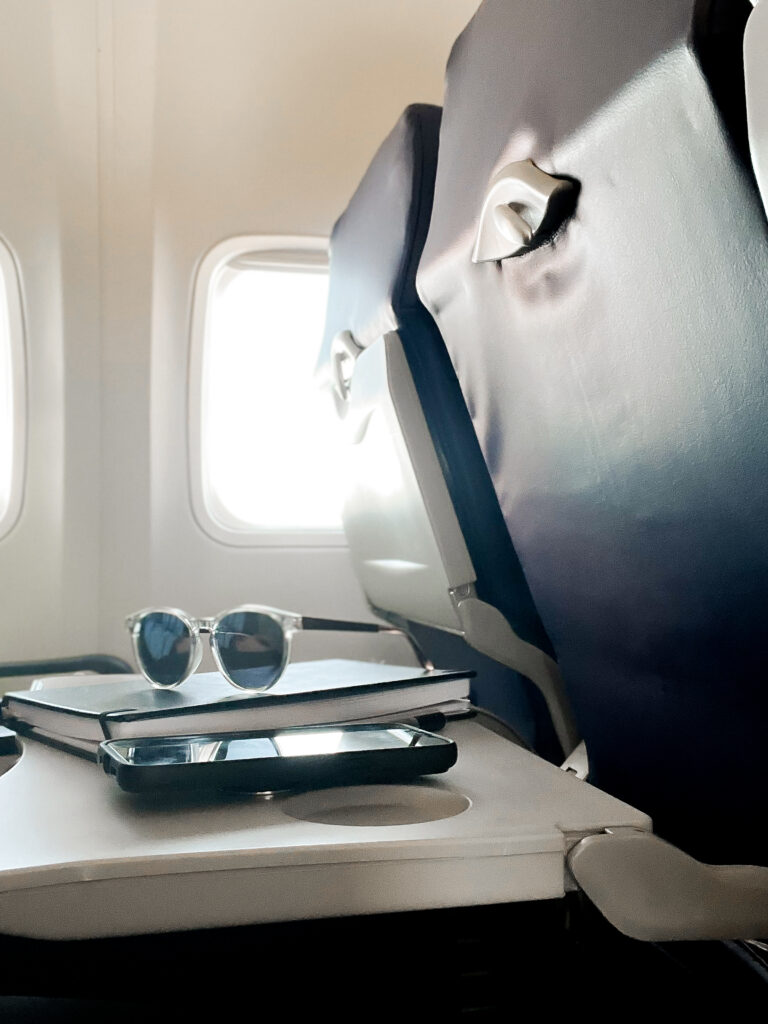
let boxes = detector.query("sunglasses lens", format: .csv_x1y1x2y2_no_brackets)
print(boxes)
135,612,194,687
214,611,285,690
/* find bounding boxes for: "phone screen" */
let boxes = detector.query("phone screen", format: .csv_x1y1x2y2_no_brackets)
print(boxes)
106,725,448,767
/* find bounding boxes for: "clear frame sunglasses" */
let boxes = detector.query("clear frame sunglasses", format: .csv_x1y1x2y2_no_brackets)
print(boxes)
125,605,433,691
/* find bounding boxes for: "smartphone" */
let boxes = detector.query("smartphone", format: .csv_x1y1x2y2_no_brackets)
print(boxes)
98,722,457,793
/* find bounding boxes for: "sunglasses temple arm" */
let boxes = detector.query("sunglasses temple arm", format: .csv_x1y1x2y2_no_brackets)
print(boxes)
299,617,434,672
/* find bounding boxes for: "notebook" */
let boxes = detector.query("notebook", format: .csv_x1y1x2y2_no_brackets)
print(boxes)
2,659,472,744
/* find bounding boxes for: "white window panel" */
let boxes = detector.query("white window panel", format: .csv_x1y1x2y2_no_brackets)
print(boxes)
0,239,25,540
190,235,346,546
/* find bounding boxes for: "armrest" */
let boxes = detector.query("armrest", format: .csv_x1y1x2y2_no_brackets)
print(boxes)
569,827,768,941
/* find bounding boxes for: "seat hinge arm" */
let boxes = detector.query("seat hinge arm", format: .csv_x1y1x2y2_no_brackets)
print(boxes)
568,827,768,942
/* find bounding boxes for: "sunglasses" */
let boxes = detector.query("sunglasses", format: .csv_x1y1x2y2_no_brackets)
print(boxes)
125,605,433,691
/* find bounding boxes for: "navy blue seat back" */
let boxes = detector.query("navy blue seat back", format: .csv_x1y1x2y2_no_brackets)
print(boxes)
418,0,768,863
320,105,562,758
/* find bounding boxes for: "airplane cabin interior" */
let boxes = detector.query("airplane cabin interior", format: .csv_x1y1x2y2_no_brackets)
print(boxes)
0,0,766,1018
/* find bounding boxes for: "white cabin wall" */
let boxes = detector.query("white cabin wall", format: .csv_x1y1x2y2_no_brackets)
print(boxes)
0,1,101,664
99,0,480,665
0,0,480,672
97,0,159,664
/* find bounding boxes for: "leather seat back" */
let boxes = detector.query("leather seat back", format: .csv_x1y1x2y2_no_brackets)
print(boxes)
319,105,571,757
417,0,767,863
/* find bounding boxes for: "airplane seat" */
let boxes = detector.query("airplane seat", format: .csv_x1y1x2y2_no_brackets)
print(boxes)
417,0,768,870
318,104,578,760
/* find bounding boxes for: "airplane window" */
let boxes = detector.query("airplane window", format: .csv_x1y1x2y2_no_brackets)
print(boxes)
191,237,346,543
0,239,24,539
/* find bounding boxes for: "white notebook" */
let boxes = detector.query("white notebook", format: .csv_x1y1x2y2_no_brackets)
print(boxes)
2,659,471,743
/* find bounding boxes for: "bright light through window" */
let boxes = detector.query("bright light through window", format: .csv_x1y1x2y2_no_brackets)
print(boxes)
200,252,345,534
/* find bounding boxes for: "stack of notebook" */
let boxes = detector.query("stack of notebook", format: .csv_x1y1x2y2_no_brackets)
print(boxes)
1,659,472,760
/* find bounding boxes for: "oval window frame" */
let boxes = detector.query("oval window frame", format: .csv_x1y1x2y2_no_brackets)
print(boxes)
188,234,346,548
0,237,26,541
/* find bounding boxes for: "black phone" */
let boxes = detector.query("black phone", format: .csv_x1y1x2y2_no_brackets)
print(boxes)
98,722,457,793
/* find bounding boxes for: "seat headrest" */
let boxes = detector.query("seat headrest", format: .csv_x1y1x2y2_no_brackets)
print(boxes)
319,104,441,367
